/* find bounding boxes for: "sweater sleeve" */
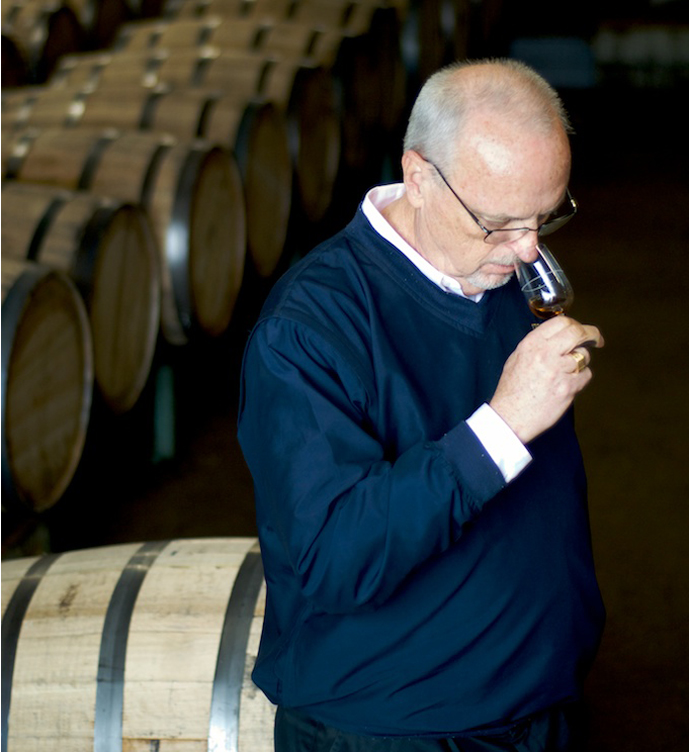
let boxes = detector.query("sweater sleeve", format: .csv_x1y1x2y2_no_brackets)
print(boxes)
238,316,507,614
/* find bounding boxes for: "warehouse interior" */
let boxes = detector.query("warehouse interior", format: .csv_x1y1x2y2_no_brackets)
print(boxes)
2,1,688,751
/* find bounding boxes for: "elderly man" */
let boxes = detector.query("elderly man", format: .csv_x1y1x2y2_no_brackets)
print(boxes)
238,59,605,751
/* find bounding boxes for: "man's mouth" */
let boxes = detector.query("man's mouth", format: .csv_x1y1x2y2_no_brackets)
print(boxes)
483,261,517,274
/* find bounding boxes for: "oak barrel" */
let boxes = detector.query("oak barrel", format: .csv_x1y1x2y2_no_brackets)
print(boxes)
1,182,160,414
3,86,293,278
1,259,93,514
153,92,293,276
2,127,246,345
50,48,341,223
1,537,274,751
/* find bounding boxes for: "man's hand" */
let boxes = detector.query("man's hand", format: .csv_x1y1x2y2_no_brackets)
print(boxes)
489,316,604,444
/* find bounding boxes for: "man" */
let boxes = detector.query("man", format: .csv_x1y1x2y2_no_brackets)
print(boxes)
238,59,605,751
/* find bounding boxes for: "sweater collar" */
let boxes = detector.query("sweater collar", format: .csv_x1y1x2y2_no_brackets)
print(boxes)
362,183,486,303
350,202,515,336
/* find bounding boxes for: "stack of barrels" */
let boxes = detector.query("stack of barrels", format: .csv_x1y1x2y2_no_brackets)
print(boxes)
1,1,477,745
2,0,473,523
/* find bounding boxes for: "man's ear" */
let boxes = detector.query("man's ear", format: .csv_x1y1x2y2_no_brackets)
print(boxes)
401,150,427,208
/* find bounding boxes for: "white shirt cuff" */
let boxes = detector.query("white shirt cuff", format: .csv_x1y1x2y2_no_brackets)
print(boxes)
466,403,532,483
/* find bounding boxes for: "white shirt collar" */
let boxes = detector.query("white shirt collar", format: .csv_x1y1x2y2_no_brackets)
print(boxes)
362,183,484,302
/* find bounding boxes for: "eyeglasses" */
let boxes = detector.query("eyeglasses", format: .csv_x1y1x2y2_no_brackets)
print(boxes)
428,160,578,245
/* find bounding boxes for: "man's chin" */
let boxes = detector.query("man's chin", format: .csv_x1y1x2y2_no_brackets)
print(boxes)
467,270,514,291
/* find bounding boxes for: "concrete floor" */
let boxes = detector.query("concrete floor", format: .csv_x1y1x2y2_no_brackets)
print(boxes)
3,85,688,751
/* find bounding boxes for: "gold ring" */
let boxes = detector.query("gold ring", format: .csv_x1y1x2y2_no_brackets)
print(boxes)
570,350,587,373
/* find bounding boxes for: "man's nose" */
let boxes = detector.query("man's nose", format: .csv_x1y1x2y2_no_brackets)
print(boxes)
511,231,540,263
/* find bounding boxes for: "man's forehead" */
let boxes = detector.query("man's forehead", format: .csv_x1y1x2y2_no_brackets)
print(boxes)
463,132,514,176
453,119,570,186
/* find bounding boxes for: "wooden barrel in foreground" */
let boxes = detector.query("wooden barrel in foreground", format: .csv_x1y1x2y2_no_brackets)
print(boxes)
1,182,160,414
1,259,93,514
1,537,274,751
3,127,246,345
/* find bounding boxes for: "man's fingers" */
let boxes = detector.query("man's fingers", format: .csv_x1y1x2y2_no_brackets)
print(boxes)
534,317,604,351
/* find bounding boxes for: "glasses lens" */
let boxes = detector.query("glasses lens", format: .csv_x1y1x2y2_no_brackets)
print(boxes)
540,194,577,236
483,193,577,242
483,228,530,245
539,212,574,236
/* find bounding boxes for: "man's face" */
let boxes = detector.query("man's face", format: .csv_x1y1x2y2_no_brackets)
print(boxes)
409,120,572,296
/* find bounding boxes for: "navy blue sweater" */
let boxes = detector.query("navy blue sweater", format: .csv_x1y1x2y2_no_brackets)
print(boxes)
238,206,604,736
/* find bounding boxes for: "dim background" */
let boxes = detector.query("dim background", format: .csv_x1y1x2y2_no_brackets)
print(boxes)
2,1,688,750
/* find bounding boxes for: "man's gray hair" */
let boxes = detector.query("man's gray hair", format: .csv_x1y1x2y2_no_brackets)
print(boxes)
403,59,574,172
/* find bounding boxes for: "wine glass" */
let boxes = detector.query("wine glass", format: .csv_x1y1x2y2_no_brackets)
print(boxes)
516,242,574,320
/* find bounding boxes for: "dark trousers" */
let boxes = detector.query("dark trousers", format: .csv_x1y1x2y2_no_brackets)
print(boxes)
274,704,588,752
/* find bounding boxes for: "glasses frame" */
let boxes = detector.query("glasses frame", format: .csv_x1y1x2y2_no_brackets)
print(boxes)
428,160,578,244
